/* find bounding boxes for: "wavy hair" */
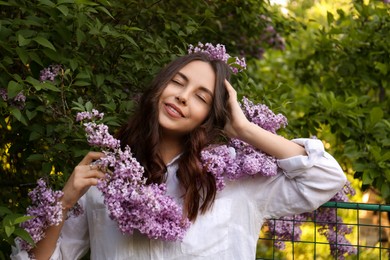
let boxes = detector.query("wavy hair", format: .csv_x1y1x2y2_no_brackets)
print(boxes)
116,52,231,221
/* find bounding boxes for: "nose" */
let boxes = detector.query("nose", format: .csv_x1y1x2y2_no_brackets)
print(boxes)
175,88,189,105
175,95,187,105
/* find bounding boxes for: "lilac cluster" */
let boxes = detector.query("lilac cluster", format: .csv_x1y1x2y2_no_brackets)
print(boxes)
315,181,357,259
240,97,287,133
201,139,279,190
18,179,65,252
314,207,357,259
267,214,307,250
0,88,26,110
201,97,285,189
200,145,237,191
76,109,104,121
268,181,357,259
77,111,191,241
260,25,286,51
39,64,62,82
83,122,120,150
188,42,247,74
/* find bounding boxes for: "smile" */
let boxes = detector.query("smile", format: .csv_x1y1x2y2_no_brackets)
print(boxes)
165,103,185,118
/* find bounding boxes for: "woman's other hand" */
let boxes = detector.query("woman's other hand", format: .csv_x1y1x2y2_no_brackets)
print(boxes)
61,151,105,210
223,79,251,138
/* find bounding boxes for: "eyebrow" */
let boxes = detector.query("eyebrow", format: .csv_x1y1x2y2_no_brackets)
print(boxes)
176,72,214,98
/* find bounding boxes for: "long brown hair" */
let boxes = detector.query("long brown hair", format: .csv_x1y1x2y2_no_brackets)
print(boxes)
116,52,231,221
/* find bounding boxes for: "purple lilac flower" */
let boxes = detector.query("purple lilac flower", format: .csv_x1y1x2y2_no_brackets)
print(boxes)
314,207,356,259
201,145,237,191
201,97,284,188
260,25,286,51
78,111,191,241
76,109,104,122
240,97,287,133
188,42,247,74
267,182,357,259
0,87,26,109
268,214,307,250
18,180,62,251
39,64,62,82
18,179,83,253
0,88,7,101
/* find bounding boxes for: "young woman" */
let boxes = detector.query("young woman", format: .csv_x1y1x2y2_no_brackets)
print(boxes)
12,52,347,259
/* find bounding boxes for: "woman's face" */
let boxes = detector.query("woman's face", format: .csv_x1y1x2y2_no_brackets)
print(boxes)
158,60,216,136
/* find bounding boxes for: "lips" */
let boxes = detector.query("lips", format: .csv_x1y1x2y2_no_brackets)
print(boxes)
165,103,185,118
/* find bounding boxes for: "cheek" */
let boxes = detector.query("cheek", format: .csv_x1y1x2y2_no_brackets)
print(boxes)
194,106,212,123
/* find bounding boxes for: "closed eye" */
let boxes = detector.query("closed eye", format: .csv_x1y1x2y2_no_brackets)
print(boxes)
197,94,207,103
171,79,184,86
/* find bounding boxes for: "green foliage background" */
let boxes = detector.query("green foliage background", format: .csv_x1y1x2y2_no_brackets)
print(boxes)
0,0,389,257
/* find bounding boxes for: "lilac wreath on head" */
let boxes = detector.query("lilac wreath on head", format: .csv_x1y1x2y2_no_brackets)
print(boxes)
188,42,246,74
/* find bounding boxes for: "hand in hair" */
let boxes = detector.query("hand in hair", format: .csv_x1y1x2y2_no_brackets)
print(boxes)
223,79,251,139
223,79,306,159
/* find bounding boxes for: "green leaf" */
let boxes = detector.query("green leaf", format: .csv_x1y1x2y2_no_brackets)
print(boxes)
4,225,15,237
369,107,383,127
95,74,105,87
17,34,31,46
13,228,35,245
327,11,334,25
29,131,42,141
33,36,56,51
96,6,114,19
0,207,12,216
15,47,29,65
381,182,390,199
25,109,38,120
57,5,69,16
10,108,28,125
29,52,44,66
38,0,55,7
362,169,374,185
41,82,60,92
7,81,23,99
85,101,93,111
27,154,45,161
76,28,85,46
73,81,90,86
374,62,388,75
13,216,34,225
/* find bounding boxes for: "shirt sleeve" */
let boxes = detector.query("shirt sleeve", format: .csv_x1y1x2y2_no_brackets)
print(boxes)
10,195,90,260
244,138,347,219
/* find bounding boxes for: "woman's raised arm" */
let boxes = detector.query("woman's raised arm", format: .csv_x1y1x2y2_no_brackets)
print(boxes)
223,79,306,159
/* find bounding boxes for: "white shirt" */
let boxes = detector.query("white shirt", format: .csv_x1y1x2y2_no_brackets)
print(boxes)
12,139,347,259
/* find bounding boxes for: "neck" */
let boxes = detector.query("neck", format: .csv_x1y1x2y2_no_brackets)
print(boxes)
159,132,185,165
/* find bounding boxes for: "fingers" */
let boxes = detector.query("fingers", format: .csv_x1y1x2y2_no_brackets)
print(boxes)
78,151,105,166
224,79,237,98
62,153,106,209
75,164,106,179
